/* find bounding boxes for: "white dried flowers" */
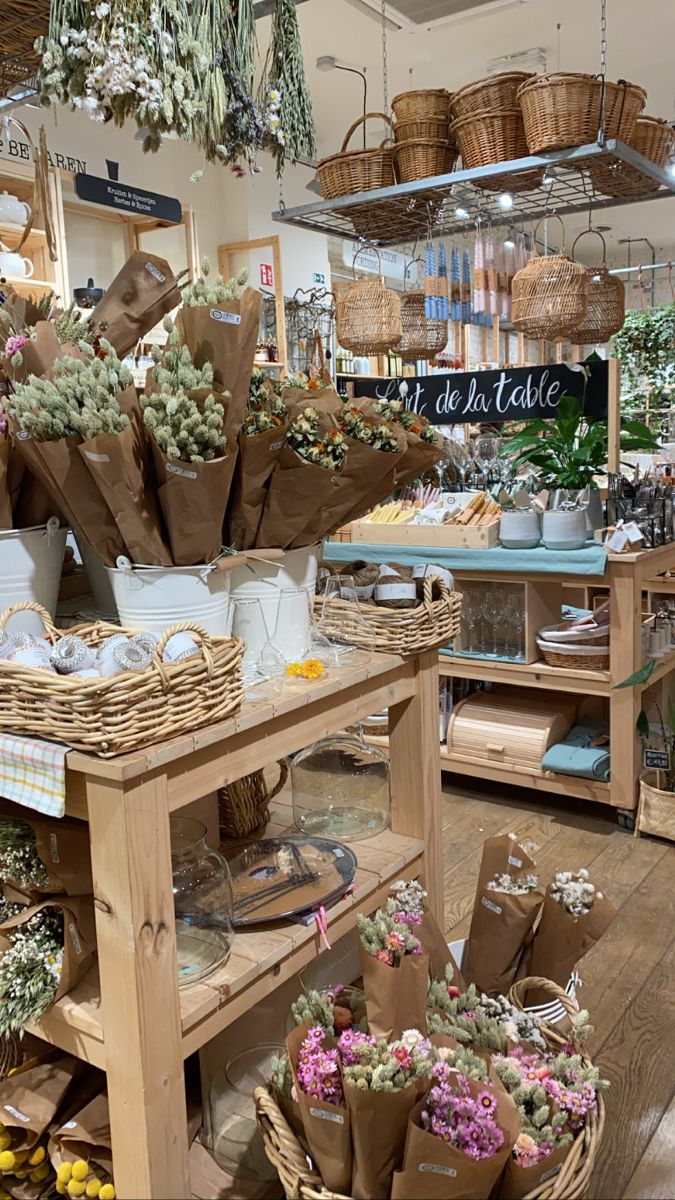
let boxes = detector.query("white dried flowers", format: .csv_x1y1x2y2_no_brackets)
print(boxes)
486,872,539,895
181,259,248,308
550,869,601,917
7,342,131,441
142,318,227,463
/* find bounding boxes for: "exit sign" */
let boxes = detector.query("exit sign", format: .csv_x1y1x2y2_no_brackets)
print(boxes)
260,263,273,287
313,272,326,284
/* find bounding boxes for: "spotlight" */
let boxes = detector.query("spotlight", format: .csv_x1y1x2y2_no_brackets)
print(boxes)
504,236,516,249
454,206,469,219
498,192,514,210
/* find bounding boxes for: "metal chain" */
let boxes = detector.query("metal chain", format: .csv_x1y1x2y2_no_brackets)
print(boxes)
381,0,389,114
598,0,607,143
278,173,286,216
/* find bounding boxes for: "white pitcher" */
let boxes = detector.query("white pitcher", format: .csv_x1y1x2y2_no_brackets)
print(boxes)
0,240,34,278
0,191,31,225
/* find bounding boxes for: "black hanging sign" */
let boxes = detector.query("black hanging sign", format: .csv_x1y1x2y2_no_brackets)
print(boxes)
74,173,182,223
350,360,609,425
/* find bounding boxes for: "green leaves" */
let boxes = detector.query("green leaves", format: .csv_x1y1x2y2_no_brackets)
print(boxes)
615,659,657,689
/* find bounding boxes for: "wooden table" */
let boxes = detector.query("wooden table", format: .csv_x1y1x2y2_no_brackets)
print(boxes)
27,650,442,1199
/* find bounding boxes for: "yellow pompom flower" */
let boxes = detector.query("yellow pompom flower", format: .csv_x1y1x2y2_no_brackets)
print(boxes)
0,1136,11,1152
56,1182,67,1196
28,1146,46,1166
85,1180,101,1198
72,1161,89,1182
0,1151,15,1172
99,1185,115,1200
67,1181,86,1198
57,1162,73,1184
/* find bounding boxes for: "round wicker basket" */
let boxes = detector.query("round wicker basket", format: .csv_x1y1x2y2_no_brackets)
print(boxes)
590,114,675,198
395,136,456,183
518,72,647,153
336,250,403,355
254,975,605,1200
218,760,288,839
314,578,461,655
394,116,451,143
511,216,589,341
536,638,610,670
568,231,625,344
451,70,533,120
392,88,452,122
450,108,544,191
317,112,396,200
399,291,449,360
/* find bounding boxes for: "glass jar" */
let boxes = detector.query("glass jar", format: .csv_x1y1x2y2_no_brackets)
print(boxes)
291,726,390,840
170,817,234,986
208,1044,283,1181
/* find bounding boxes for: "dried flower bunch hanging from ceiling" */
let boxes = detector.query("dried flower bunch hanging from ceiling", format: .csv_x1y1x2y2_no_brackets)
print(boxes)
36,0,316,174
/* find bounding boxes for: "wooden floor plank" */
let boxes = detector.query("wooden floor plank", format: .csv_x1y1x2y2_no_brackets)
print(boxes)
622,1097,675,1199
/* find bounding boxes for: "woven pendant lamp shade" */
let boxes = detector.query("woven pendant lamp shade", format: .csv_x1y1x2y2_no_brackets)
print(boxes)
336,251,403,354
568,231,626,343
511,217,589,341
398,292,448,359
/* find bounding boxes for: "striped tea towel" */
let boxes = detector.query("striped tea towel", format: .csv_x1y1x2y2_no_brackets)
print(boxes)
0,734,69,818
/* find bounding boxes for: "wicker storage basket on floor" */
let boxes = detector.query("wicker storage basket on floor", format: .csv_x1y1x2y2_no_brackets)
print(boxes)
518,72,647,153
315,578,461,655
254,974,605,1200
590,114,675,198
450,109,543,191
395,136,456,182
317,112,396,200
451,70,533,119
336,254,403,355
218,760,288,839
511,215,589,341
638,770,675,841
0,602,245,756
399,290,449,360
568,231,625,344
392,88,452,122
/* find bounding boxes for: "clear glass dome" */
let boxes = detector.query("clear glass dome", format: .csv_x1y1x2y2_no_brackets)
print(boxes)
291,727,390,841
208,1043,283,1181
170,817,234,986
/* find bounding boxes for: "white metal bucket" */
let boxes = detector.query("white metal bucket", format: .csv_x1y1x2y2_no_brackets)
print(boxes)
105,558,233,635
75,538,119,618
0,520,67,637
448,938,579,1026
229,545,320,662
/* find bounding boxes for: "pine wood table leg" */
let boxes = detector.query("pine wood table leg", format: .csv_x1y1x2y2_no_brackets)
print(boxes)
388,650,443,922
86,773,190,1200
609,561,642,812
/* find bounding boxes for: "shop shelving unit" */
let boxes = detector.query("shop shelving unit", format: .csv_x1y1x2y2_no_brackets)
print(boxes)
25,650,442,1200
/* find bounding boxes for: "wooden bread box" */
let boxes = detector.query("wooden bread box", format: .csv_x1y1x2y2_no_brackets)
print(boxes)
446,688,576,773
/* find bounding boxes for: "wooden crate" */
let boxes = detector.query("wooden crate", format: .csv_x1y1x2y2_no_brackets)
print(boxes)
447,687,576,773
350,518,500,549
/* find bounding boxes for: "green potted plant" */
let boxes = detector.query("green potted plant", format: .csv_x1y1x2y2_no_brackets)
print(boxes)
616,660,675,841
612,304,675,435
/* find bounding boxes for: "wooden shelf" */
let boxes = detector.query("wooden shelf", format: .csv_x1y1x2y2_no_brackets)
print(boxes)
254,359,286,369
440,749,612,804
0,222,48,249
439,653,610,696
0,275,55,295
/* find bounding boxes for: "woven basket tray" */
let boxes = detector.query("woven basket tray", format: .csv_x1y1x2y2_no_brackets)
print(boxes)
315,578,461,655
0,602,244,757
254,975,605,1200
536,636,609,670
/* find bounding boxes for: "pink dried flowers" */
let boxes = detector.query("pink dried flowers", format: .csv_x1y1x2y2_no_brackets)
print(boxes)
296,1025,344,1106
420,1065,505,1161
357,905,423,966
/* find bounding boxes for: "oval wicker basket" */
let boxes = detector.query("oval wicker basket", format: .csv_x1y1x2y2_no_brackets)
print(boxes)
638,770,675,842
254,974,605,1200
568,231,625,344
315,578,461,655
392,88,452,122
218,760,288,840
317,112,396,200
394,116,451,143
590,114,675,198
336,252,403,355
399,290,449,360
538,621,609,647
395,136,456,183
451,70,533,120
450,108,543,192
0,602,245,757
518,72,647,153
511,215,589,341
536,637,610,671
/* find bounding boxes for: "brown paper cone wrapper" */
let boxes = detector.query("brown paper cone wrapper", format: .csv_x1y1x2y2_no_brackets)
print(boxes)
477,835,537,893
464,887,544,997
0,439,21,529
0,802,92,897
150,433,236,567
79,419,171,567
394,430,443,489
256,445,338,550
464,835,539,995
524,890,616,1005
226,426,287,550
0,897,96,1007
418,911,465,988
286,1021,352,1196
499,1140,572,1200
50,1090,112,1174
359,943,429,1041
10,323,71,385
0,1053,82,1150
291,434,406,548
177,289,262,446
346,1078,420,1199
13,469,59,530
282,387,343,420
89,252,181,357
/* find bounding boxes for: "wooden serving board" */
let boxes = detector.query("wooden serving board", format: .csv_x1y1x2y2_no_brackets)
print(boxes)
350,518,501,549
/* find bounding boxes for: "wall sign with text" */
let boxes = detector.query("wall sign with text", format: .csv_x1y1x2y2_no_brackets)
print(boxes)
351,360,610,425
74,173,182,222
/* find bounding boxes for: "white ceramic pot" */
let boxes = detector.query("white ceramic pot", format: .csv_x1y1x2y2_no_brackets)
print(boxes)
542,508,587,551
0,241,33,278
550,488,604,533
499,509,541,549
0,192,31,225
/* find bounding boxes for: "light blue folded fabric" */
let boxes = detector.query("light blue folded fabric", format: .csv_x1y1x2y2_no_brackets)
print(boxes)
324,541,609,577
541,716,610,781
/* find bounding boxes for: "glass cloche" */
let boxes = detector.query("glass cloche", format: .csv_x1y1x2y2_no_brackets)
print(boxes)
170,817,235,986
291,725,390,841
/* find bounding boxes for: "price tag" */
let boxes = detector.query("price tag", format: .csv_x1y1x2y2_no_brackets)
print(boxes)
644,748,670,770
607,528,628,552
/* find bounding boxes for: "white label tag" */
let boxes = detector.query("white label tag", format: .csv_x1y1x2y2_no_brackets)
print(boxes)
68,922,82,955
623,521,642,542
378,563,401,578
63,1121,78,1129
270,439,285,451
352,584,374,600
49,832,60,864
4,1105,30,1122
166,462,198,480
210,308,241,325
375,582,417,601
420,1163,457,1177
17,430,30,441
607,528,628,552
508,854,523,868
145,262,166,282
309,1107,344,1124
481,896,502,915
84,451,110,463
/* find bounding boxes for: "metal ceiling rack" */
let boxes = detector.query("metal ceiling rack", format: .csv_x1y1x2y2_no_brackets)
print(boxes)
272,140,675,247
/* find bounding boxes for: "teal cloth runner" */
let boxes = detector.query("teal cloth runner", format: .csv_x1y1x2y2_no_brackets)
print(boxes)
324,541,608,577
541,717,611,782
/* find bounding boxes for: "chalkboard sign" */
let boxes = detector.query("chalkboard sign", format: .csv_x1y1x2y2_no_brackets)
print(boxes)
644,748,670,771
351,360,609,426
75,173,182,223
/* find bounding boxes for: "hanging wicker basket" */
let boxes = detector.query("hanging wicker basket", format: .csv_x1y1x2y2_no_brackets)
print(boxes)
590,114,675,198
336,248,403,355
317,112,396,200
450,70,534,120
450,109,543,191
391,88,452,122
568,230,625,344
218,760,289,840
512,215,589,342
397,258,448,361
395,136,457,183
517,72,647,154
